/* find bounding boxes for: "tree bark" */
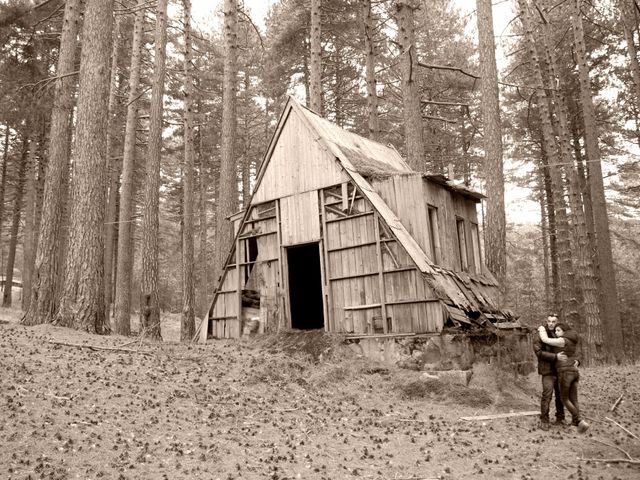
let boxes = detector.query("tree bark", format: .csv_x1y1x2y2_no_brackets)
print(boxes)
570,0,624,361
55,0,115,333
181,0,196,342
22,0,81,326
2,139,27,307
540,145,559,309
0,128,9,250
309,0,322,114
140,0,169,340
213,0,239,289
396,0,425,171
362,0,380,141
21,138,38,310
241,70,251,208
114,0,145,336
621,0,640,104
476,0,506,290
103,12,123,325
197,96,209,320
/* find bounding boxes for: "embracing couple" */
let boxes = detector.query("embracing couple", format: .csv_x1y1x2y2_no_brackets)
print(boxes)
533,313,590,433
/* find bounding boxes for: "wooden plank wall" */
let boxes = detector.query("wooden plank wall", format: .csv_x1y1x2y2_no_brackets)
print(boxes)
280,191,321,246
323,182,442,335
373,174,431,258
209,178,454,339
252,109,349,204
209,201,282,338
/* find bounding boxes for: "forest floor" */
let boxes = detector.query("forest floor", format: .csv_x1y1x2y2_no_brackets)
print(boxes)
1,307,639,480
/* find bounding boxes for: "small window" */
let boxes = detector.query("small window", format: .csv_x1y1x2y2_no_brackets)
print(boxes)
470,223,481,274
427,205,441,264
456,217,468,272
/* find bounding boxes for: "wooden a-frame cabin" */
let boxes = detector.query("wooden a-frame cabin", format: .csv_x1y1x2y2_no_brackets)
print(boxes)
199,97,512,341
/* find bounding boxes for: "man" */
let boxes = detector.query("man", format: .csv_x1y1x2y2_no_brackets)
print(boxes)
533,313,565,430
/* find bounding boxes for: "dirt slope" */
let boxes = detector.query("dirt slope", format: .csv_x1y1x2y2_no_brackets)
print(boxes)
0,314,639,480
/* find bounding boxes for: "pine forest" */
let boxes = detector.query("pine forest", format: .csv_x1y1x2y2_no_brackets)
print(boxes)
1,0,639,361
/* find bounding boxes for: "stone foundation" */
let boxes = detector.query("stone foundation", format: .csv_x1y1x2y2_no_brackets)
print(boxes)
347,330,535,376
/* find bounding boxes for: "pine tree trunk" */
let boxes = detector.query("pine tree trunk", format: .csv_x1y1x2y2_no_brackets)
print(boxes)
103,13,123,325
476,0,506,290
22,0,81,326
213,0,239,289
518,0,576,322
114,0,145,336
621,0,640,103
181,0,196,342
21,139,38,311
570,0,624,361
362,0,380,140
0,128,9,247
140,0,168,340
540,146,559,309
309,0,322,114
197,96,209,320
396,0,425,171
3,139,27,307
571,125,596,250
55,0,114,333
241,70,251,207
538,179,551,308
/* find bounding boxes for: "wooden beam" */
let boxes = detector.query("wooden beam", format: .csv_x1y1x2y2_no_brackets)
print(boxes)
325,210,374,224
236,237,242,338
319,189,334,332
343,303,381,311
341,182,349,211
374,214,388,334
327,240,377,253
348,184,357,214
460,411,539,421
325,204,348,218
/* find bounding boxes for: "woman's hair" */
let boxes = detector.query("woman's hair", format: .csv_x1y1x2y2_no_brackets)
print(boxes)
555,322,571,332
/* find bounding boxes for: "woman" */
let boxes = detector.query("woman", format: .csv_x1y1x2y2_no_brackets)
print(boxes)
537,323,590,433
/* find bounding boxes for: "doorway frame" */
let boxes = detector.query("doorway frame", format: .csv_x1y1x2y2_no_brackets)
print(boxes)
282,240,328,331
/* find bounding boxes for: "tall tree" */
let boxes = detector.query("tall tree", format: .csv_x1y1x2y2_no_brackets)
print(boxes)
55,0,115,332
114,0,146,336
309,0,322,113
535,2,602,362
22,0,82,326
570,0,624,361
181,0,196,341
140,0,169,340
213,0,239,289
620,0,640,104
476,0,506,288
517,0,576,323
0,128,9,244
104,12,123,323
362,0,379,140
21,138,38,310
395,0,425,171
2,138,27,307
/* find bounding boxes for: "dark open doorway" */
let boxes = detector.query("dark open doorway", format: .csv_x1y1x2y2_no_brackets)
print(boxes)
287,243,324,330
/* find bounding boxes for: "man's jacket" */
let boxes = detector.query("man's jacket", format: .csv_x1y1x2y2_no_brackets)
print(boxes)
533,325,557,376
